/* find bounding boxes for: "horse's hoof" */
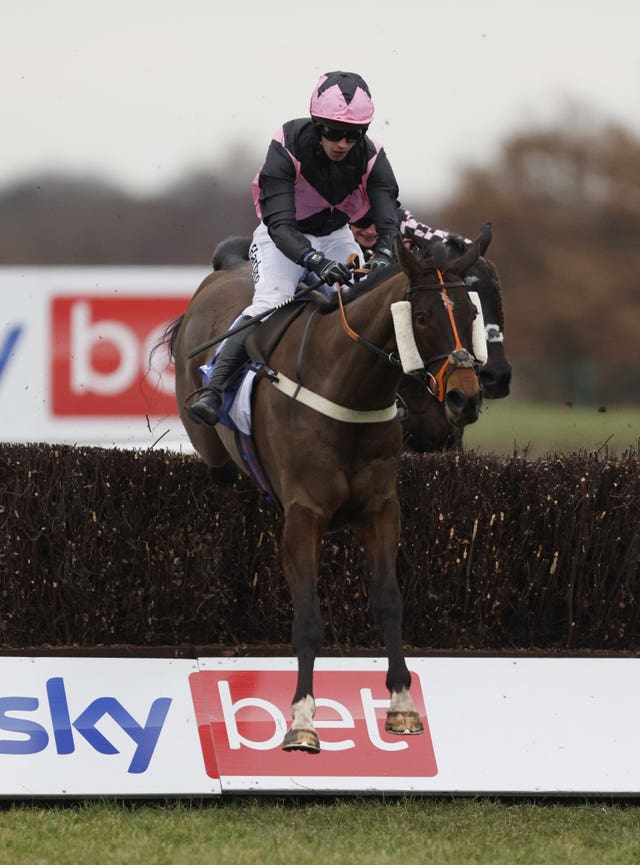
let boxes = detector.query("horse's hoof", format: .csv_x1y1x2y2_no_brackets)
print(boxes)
282,727,321,753
385,711,424,735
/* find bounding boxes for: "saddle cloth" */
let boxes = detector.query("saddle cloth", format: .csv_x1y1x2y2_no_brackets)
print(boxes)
198,329,279,508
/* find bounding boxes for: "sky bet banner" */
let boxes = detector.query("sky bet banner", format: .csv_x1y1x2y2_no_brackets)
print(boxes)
0,267,207,449
2,656,640,797
0,657,218,797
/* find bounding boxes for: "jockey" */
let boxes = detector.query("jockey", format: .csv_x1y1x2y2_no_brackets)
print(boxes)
186,70,403,428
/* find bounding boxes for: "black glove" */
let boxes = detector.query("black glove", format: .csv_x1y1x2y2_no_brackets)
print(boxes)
365,249,393,272
366,234,395,270
303,250,351,286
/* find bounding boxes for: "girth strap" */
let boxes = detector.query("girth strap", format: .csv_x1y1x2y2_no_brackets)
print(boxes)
269,371,398,423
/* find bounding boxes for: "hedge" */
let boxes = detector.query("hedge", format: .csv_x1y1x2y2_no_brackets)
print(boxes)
1,443,638,652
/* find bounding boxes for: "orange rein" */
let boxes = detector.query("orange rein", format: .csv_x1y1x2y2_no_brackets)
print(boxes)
336,265,470,403
336,253,367,343
337,276,361,342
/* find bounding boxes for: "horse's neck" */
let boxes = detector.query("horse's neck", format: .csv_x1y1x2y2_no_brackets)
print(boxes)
343,270,407,348
310,271,407,407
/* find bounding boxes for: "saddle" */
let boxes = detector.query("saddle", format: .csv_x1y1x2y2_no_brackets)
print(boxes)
244,299,309,367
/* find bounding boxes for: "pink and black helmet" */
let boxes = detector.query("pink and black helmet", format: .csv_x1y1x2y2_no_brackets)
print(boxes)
310,71,375,126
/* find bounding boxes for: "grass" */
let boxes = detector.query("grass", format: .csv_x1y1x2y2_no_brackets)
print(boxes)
464,401,640,458
2,798,640,865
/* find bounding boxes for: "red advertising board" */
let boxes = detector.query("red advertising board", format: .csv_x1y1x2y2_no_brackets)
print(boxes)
51,295,188,416
189,668,437,780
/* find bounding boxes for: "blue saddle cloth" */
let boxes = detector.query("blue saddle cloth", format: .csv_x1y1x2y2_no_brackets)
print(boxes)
199,357,282,512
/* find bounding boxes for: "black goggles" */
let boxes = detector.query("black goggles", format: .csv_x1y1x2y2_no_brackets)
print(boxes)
317,124,366,143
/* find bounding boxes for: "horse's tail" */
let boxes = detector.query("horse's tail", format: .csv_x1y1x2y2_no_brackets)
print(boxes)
211,235,251,271
149,314,184,366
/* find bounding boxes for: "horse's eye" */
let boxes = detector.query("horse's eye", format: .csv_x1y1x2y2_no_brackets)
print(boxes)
413,312,427,326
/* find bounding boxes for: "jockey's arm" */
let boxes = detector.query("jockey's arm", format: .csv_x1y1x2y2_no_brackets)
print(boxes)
365,149,401,262
257,142,316,265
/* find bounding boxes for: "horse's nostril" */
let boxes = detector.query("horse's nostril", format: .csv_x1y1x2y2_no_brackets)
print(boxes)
480,366,512,399
445,389,467,413
445,389,482,425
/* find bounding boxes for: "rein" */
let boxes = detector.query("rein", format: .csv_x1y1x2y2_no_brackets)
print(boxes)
258,295,398,425
336,280,402,366
258,266,473,423
337,268,475,402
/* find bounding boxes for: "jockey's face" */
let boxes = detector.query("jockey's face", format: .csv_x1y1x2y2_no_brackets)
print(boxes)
319,134,356,162
351,224,378,248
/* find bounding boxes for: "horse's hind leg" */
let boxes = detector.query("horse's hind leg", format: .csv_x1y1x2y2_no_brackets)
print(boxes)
356,499,424,736
280,502,326,754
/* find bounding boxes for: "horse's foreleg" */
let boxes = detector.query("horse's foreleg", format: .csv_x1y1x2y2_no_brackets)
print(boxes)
280,502,326,753
356,499,424,737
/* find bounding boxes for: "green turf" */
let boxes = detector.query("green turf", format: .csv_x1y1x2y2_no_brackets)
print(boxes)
463,402,640,458
2,798,640,865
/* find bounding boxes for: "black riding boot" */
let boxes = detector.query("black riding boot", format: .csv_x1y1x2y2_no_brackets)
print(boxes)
185,317,255,427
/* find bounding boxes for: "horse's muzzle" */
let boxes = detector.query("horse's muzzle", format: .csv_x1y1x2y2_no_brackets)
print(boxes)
444,387,482,427
479,364,512,399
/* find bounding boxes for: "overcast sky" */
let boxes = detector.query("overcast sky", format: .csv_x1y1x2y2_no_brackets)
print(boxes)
3,0,639,204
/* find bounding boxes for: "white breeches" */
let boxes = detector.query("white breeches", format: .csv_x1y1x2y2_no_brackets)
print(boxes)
244,221,362,317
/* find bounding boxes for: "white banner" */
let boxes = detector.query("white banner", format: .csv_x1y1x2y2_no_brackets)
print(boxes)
195,657,640,795
0,657,219,797
1,656,639,797
0,267,206,449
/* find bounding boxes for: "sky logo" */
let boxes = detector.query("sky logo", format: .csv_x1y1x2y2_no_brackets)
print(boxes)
0,323,22,386
0,677,172,773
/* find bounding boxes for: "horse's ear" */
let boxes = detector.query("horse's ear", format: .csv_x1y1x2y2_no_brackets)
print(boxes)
449,223,492,276
476,222,492,257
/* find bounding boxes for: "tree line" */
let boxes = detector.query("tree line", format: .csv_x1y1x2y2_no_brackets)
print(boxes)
2,116,638,403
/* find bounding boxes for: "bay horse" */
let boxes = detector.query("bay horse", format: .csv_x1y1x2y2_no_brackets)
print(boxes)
165,231,487,752
207,229,511,454
399,231,512,452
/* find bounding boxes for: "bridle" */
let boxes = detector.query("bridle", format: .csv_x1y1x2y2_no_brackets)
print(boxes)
408,269,477,403
336,280,402,367
337,268,478,403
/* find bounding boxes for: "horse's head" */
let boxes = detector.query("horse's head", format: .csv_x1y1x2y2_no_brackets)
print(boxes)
465,253,512,399
396,228,489,428
420,229,512,400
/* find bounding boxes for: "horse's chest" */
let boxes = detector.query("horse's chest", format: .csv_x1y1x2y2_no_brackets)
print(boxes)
348,455,399,501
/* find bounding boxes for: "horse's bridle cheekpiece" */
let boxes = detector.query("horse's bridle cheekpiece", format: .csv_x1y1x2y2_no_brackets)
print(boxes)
396,270,486,402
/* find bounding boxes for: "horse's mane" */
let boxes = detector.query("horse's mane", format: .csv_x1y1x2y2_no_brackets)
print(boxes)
484,256,500,281
443,233,468,255
350,261,403,296
482,257,505,328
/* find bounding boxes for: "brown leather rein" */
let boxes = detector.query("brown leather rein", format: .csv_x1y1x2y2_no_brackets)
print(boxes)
337,268,477,402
